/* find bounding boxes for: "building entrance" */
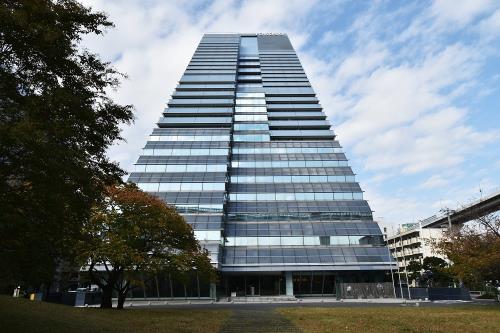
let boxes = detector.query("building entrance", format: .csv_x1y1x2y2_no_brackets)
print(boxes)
292,272,336,296
221,273,285,296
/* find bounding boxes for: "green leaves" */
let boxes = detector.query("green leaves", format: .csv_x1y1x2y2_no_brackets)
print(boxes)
436,213,500,288
0,0,133,290
79,184,214,308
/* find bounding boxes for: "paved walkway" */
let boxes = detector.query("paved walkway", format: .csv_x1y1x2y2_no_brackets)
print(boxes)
218,309,301,333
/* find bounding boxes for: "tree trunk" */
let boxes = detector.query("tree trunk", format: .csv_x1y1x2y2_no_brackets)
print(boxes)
117,291,127,309
100,285,113,308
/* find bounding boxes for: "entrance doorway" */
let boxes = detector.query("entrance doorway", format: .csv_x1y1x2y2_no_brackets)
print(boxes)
221,273,285,296
292,272,336,296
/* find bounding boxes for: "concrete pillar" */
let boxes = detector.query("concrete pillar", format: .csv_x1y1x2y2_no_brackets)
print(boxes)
209,283,217,300
285,271,294,296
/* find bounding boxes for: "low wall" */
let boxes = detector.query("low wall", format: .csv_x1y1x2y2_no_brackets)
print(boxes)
338,282,395,299
395,287,471,300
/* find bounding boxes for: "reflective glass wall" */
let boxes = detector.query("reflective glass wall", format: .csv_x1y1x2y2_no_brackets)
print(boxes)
128,33,394,294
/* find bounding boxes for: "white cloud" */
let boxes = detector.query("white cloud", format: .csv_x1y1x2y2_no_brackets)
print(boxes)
420,175,450,189
78,0,499,225
430,0,494,26
80,0,319,171
478,9,500,41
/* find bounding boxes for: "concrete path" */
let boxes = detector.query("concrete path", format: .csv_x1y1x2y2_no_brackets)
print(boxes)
218,309,301,333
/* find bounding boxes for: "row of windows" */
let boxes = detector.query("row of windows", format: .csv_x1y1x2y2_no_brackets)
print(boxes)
232,147,342,154
225,222,380,235
234,123,269,131
232,141,341,148
233,134,270,142
231,167,352,177
224,246,388,257
226,211,372,222
194,230,221,241
267,104,320,110
225,235,382,246
232,160,349,168
134,164,227,173
137,182,225,192
142,148,229,156
223,255,387,265
159,117,232,124
229,192,363,201
231,175,355,184
149,135,230,142
176,83,235,90
152,128,230,135
175,204,223,213
234,106,267,113
168,98,234,106
129,173,225,183
227,203,372,215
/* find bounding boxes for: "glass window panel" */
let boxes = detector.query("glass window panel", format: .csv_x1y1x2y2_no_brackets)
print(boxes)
134,164,146,172
281,237,303,246
166,165,186,172
186,165,205,172
233,134,270,142
145,165,166,172
137,183,159,192
234,114,268,121
331,236,350,245
234,123,269,131
303,237,320,245
159,183,181,191
235,106,267,113
206,164,226,172
235,98,266,105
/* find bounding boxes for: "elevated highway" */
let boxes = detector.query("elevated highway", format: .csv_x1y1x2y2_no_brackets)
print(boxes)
421,188,500,229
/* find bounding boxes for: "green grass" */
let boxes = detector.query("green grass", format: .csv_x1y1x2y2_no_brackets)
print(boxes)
3,296,500,333
0,296,230,333
279,306,500,333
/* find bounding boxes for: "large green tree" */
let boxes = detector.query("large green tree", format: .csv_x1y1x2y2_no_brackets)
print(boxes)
78,184,214,309
0,0,133,291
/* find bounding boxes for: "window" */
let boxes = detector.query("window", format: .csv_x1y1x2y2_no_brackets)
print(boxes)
235,98,266,105
234,123,269,131
319,236,330,245
234,114,268,121
237,83,262,88
233,134,270,142
239,36,258,55
234,106,267,113
236,92,265,98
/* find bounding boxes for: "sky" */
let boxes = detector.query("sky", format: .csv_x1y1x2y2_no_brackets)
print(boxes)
81,0,500,227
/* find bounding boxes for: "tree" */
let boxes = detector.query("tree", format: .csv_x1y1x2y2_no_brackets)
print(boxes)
406,260,423,285
0,0,133,292
421,256,453,287
436,212,500,288
78,184,215,309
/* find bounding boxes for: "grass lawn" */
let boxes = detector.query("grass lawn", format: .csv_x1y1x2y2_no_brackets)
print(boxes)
279,306,500,333
0,296,230,333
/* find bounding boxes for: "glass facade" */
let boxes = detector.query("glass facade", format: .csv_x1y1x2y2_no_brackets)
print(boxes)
128,33,394,298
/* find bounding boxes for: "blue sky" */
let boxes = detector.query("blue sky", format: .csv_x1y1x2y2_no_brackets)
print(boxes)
82,0,500,227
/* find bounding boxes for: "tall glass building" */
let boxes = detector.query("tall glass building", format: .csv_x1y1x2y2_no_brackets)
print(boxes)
128,33,394,298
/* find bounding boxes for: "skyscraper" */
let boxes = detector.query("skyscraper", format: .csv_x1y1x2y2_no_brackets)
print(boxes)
128,33,394,299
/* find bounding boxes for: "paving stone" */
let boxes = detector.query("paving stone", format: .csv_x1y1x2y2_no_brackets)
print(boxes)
218,309,301,333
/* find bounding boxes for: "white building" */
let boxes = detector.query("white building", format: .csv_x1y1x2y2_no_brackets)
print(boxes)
385,224,447,285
